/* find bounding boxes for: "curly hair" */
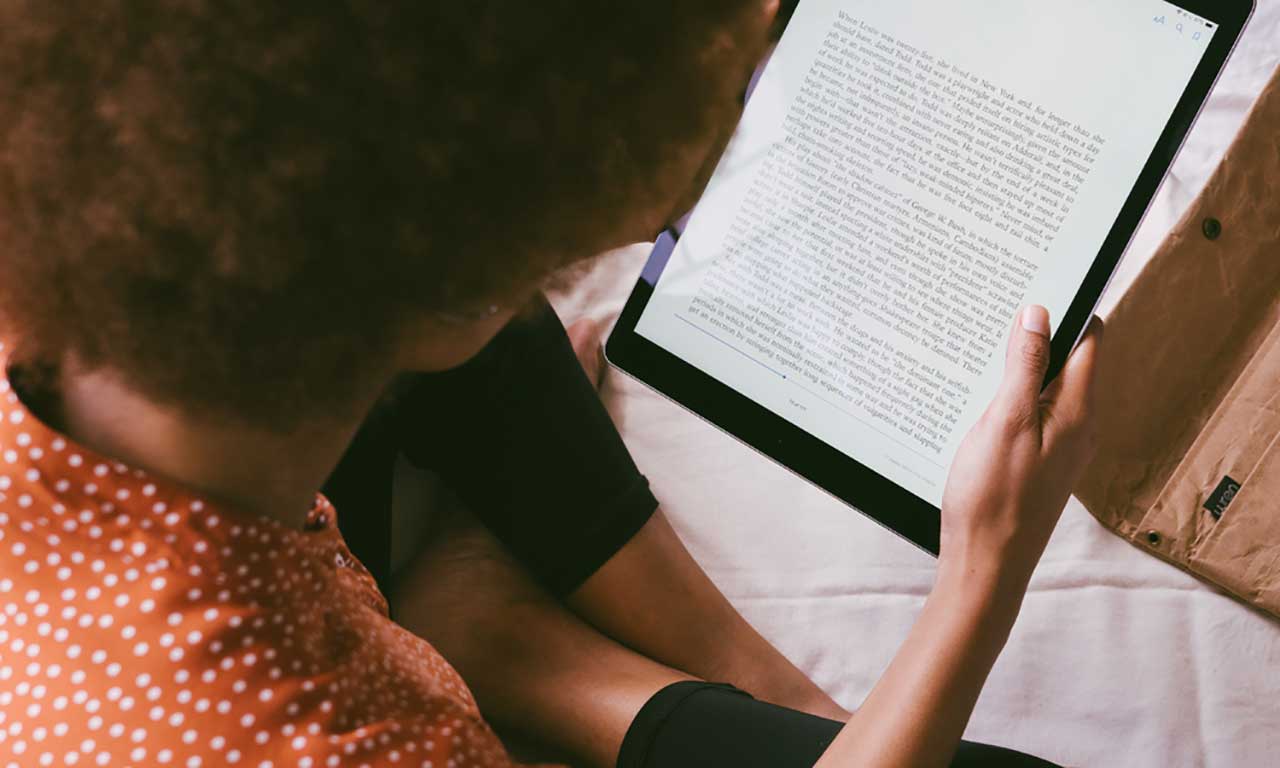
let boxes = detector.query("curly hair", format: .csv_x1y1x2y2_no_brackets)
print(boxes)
0,1,766,427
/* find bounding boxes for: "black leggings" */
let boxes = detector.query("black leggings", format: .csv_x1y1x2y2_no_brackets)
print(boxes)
621,682,1061,768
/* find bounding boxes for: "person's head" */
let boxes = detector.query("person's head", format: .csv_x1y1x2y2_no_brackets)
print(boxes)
0,1,779,428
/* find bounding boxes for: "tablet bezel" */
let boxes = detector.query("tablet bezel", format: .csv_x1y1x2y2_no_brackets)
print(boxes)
605,0,1255,555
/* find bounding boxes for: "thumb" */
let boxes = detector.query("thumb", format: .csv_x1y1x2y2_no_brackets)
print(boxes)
994,305,1053,418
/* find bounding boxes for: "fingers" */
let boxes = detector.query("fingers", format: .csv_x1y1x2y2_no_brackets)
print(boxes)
1043,315,1105,438
993,305,1053,424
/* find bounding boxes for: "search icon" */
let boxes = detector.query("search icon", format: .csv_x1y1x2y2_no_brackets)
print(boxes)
1176,22,1184,33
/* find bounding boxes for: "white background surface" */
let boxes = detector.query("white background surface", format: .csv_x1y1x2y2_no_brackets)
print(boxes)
556,3,1280,765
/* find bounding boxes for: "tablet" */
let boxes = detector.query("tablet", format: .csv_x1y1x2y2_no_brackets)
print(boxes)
606,0,1255,554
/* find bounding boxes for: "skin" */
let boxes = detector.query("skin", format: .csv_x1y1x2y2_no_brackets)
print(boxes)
44,0,1105,764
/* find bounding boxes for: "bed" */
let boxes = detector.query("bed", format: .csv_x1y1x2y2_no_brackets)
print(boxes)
550,5,1280,765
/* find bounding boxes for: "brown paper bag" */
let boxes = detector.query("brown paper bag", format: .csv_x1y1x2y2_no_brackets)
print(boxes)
1077,65,1280,620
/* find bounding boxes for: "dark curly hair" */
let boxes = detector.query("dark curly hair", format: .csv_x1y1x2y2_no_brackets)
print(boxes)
0,1,767,427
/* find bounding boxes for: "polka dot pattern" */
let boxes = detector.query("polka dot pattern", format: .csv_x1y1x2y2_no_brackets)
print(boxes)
0,343,550,767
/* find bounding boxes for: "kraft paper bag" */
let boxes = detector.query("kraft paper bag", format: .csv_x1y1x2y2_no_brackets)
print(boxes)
1076,65,1280,620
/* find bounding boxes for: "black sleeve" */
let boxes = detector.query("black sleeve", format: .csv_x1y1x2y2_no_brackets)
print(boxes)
393,294,660,597
619,682,1062,768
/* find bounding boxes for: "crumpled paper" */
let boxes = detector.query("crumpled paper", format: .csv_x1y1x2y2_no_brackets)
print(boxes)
1077,65,1280,620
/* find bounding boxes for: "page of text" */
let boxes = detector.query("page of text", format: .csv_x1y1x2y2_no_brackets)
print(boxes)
637,0,1216,506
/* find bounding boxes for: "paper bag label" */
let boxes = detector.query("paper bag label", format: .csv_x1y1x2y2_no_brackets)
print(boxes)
1204,476,1242,520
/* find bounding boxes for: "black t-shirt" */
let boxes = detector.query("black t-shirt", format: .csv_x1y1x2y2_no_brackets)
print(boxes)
323,295,660,597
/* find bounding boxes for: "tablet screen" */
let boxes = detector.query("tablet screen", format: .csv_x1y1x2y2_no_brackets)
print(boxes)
635,0,1219,507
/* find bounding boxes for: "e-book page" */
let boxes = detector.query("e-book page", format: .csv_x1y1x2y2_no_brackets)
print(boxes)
637,0,1216,506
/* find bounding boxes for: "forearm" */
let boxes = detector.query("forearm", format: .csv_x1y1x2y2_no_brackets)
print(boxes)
816,559,1020,768
392,520,690,768
568,510,849,720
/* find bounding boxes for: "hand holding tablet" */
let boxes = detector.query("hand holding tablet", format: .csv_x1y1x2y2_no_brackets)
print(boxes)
938,307,1102,596
608,0,1254,553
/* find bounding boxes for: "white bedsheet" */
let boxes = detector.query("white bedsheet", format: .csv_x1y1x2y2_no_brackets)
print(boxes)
553,6,1280,766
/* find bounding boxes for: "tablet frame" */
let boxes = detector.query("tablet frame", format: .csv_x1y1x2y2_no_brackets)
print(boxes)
605,0,1255,555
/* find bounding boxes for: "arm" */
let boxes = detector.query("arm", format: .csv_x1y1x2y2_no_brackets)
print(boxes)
567,509,850,721
818,307,1103,768
391,510,693,768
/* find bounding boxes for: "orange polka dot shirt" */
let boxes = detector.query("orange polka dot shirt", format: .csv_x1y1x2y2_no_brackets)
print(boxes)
0,343,546,768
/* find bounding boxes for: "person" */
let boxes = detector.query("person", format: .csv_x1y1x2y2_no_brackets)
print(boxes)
0,2,1102,767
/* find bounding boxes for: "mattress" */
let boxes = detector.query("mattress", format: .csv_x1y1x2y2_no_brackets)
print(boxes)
551,6,1280,765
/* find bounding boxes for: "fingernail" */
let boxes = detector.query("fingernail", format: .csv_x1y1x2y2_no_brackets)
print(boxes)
1022,305,1050,337
1090,315,1106,337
